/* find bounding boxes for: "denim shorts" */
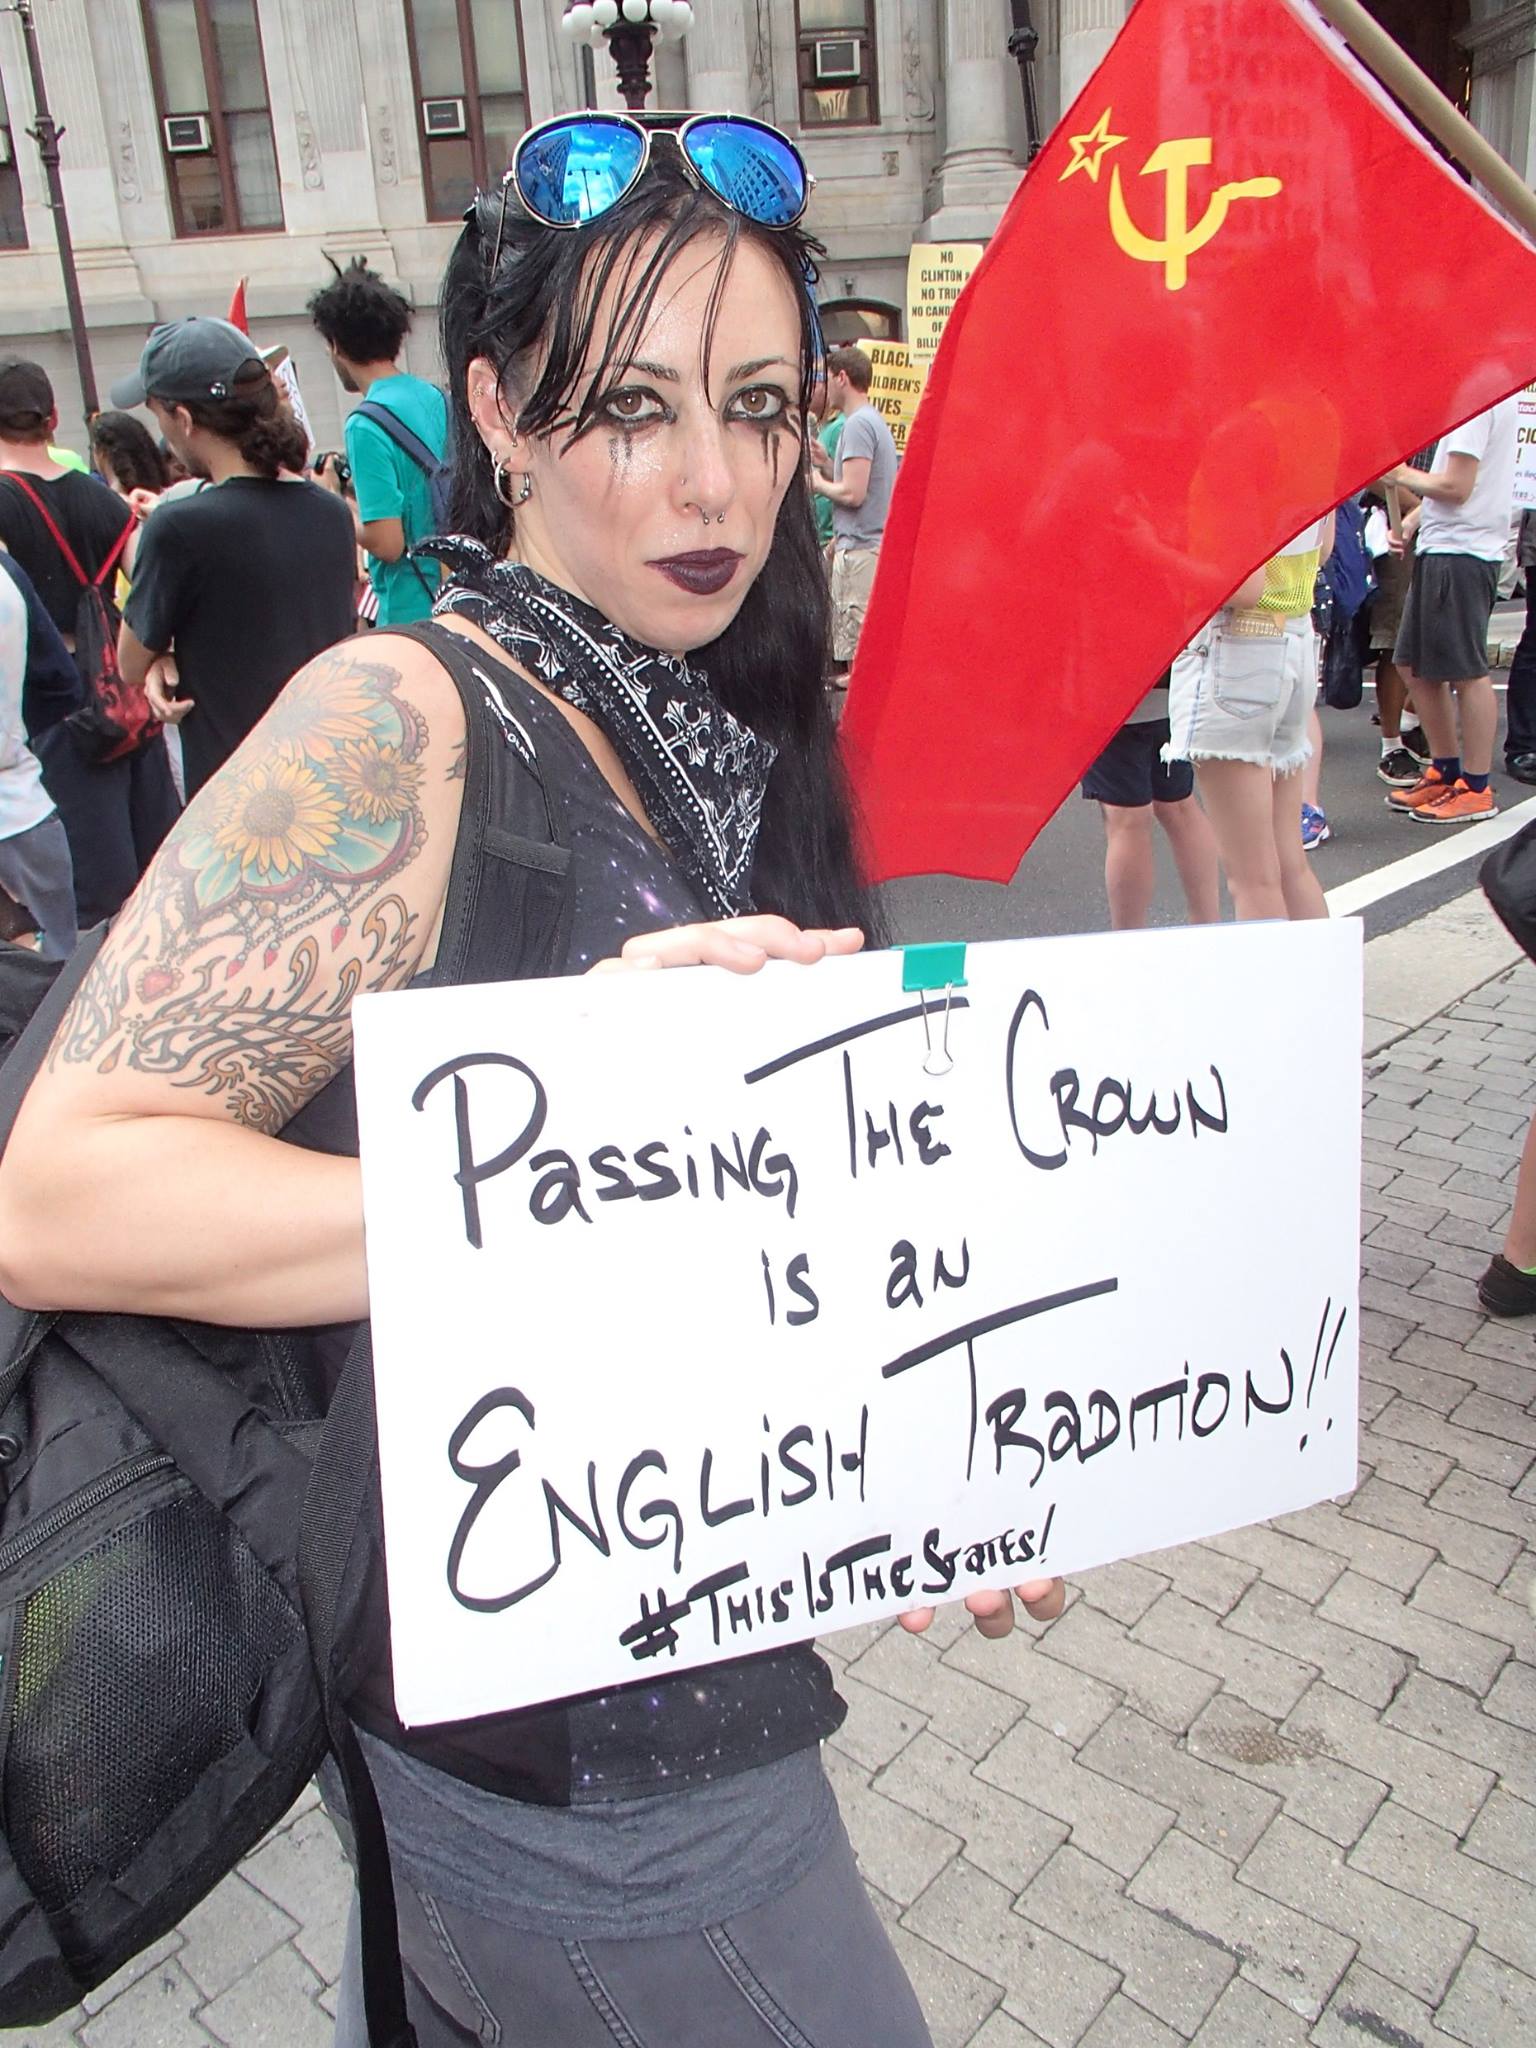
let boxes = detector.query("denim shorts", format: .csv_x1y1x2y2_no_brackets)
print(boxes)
1164,613,1315,774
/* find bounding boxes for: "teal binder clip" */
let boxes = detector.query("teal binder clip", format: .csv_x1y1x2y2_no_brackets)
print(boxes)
901,942,968,994
901,943,967,1076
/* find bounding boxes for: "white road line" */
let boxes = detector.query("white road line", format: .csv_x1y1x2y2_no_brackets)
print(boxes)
1325,792,1536,918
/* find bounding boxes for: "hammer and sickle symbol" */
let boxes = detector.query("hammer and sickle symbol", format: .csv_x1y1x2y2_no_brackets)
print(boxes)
1108,138,1282,291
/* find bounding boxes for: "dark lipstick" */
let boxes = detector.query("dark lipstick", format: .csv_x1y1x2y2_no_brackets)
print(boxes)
649,549,743,595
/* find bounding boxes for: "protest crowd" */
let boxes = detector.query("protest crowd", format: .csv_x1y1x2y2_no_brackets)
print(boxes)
0,4,1532,2046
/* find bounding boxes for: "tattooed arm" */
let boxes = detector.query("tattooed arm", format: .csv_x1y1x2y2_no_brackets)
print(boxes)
0,635,467,1326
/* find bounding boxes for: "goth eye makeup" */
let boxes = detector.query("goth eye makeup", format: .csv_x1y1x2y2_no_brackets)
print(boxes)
598,386,672,429
724,384,795,427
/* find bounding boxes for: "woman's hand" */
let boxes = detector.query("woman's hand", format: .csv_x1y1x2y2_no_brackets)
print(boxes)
899,1578,1067,1640
144,655,192,724
589,914,865,976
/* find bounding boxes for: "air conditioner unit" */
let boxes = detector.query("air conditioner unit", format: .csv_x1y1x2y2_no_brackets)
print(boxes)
422,96,468,138
813,37,860,82
163,114,212,154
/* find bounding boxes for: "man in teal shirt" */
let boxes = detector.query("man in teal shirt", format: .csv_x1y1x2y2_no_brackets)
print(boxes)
309,260,447,626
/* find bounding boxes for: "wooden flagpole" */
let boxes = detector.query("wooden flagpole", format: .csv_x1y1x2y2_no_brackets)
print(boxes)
1308,0,1536,248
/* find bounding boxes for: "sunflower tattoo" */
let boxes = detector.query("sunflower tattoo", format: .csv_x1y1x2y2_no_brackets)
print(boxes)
52,647,434,1130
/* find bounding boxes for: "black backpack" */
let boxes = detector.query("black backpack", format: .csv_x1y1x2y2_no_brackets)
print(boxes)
0,622,572,2040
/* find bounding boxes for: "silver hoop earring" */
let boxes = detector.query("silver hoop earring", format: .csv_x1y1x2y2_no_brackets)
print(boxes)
493,455,532,510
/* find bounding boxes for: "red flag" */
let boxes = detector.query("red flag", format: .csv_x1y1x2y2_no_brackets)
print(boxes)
227,279,249,334
840,0,1536,883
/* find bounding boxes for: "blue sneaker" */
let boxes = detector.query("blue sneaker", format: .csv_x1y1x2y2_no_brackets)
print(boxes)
1301,803,1331,850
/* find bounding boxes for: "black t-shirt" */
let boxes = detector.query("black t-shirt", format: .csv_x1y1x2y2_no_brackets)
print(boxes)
0,470,134,636
124,476,357,796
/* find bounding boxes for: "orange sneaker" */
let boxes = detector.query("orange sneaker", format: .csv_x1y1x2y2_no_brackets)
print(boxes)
1411,778,1498,824
1386,765,1451,813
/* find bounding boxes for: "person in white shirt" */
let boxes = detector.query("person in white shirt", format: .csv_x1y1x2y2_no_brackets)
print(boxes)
1384,396,1518,825
0,560,76,959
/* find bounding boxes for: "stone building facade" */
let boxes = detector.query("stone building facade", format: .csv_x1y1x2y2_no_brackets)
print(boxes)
0,1,1531,453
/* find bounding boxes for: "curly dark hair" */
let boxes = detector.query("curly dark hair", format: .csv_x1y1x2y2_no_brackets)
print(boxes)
177,366,309,480
90,410,171,494
440,152,884,941
308,256,414,365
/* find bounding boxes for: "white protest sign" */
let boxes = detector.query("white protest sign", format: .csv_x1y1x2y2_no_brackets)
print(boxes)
1514,379,1536,509
353,920,1362,1728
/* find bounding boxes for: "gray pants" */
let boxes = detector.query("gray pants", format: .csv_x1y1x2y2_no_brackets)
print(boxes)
0,813,77,961
334,1815,934,2047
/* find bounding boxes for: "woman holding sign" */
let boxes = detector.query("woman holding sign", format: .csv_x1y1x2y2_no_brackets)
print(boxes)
0,111,1061,2045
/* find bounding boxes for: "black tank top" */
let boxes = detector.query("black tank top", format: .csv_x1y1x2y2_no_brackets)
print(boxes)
286,652,844,1806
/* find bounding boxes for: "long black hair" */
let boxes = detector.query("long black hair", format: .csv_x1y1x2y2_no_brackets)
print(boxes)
440,147,886,943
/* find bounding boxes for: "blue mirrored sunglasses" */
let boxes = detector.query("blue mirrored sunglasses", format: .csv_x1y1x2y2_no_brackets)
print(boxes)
506,111,811,237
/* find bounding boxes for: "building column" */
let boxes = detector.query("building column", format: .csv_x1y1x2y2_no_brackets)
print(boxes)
921,0,1024,242
1057,0,1126,117
1462,2,1536,184
683,0,752,113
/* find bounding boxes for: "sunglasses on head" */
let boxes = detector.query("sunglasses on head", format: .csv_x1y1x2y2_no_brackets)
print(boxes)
500,111,811,249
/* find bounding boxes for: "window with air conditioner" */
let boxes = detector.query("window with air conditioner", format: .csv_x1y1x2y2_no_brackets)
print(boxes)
796,1,877,128
141,0,282,234
402,0,531,222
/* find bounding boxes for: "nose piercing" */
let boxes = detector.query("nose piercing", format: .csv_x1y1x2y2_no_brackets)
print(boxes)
700,509,726,525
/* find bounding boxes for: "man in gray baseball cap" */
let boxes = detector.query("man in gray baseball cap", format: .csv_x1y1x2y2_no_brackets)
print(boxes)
109,317,265,409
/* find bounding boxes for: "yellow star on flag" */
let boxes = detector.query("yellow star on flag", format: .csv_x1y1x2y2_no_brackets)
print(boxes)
1059,108,1128,184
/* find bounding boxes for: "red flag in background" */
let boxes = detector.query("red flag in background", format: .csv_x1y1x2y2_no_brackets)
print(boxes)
840,0,1536,884
226,279,249,333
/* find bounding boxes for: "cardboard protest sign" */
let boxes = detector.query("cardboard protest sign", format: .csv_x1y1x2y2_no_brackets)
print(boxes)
353,920,1361,1729
906,243,982,374
1514,381,1536,510
854,339,925,457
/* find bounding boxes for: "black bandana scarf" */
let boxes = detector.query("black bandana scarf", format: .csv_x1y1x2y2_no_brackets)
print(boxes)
423,539,775,917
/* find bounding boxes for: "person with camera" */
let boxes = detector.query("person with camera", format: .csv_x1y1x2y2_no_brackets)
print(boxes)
113,317,357,798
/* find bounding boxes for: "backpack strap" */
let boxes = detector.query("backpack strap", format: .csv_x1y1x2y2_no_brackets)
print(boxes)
351,406,443,602
0,474,133,595
297,620,573,2048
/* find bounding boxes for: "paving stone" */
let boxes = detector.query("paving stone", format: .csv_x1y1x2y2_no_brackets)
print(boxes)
869,1888,1006,2048
1202,1524,1346,1604
827,1615,901,1661
79,1936,185,2018
877,1732,1066,1892
1462,1786,1536,1884
79,1959,216,2048
1360,1245,1431,1288
236,1810,352,1990
1309,1961,1467,2048
941,1626,1121,1747
1485,1658,1536,1732
1021,1845,1233,2033
1436,1946,1536,2048
1405,1264,1486,1310
825,1744,961,1905
1349,1800,1536,1978
196,1944,332,2048
1426,1466,1534,1538
1496,1545,1535,1606
1130,1593,1316,1721
1269,1507,1441,1597
1411,1558,1535,1654
1141,1540,1258,1615
1363,1344,1476,1416
1280,1680,1494,1836
1224,1581,1409,1709
1360,1278,1484,1339
1126,1829,1353,2021
965,2014,1049,2048
1350,1433,1455,1498
903,1860,1118,2048
1076,1706,1279,1860
1188,1693,1387,1849
1318,1568,1509,1694
846,1628,1025,1760
1343,1474,1525,1582
975,1716,1174,1879
1192,1975,1313,2043
1238,1815,1472,2005
1460,1318,1536,1374
1073,1997,1182,2048
173,1875,297,2002
1035,1603,1218,1735
1384,1670,1536,1804
1357,1398,1531,1487
2,2012,89,2046
1450,1387,1536,1450
1075,1559,1170,1628
828,1669,930,1770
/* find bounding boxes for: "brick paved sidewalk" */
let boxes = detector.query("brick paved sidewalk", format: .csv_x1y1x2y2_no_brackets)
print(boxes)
10,958,1535,2048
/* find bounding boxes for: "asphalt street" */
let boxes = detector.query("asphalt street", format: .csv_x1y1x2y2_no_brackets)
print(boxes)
880,605,1533,950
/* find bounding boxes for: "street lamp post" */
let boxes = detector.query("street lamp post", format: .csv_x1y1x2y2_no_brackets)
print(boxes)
560,1,696,114
1007,0,1045,163
5,0,98,419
